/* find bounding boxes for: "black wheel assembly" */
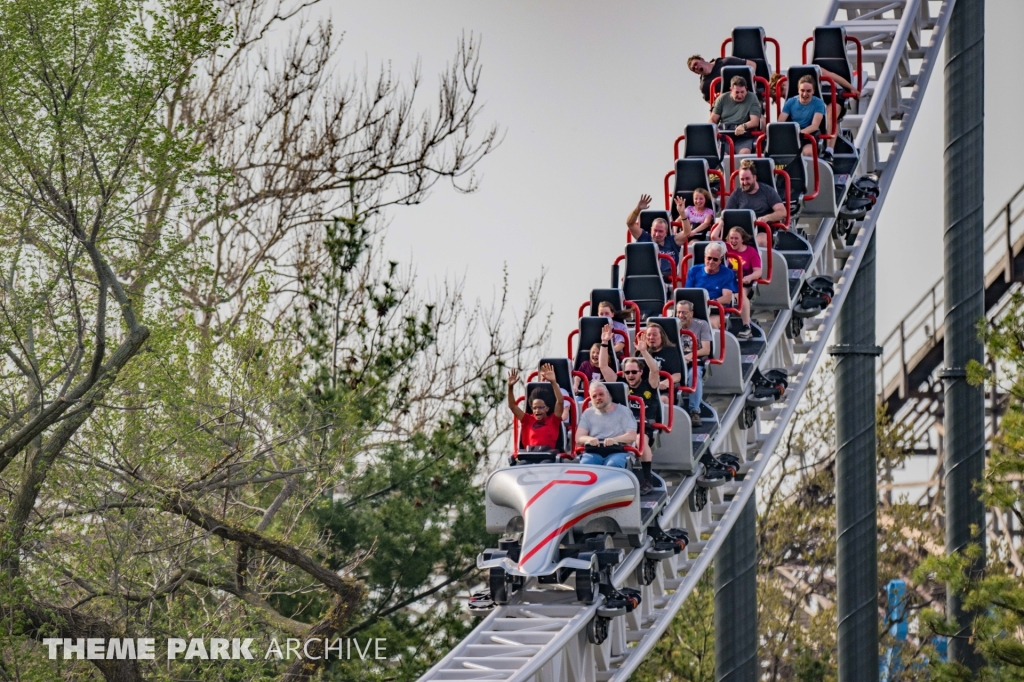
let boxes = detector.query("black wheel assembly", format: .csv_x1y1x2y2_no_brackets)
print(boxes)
587,616,609,645
787,315,803,340
489,568,508,605
689,485,709,512
636,558,658,586
739,405,758,430
575,556,599,605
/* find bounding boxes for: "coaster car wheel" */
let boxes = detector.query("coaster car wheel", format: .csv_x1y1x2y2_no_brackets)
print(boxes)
700,452,737,481
636,558,658,585
645,546,674,561
739,405,758,430
786,315,803,339
689,485,709,512
489,568,508,606
792,302,823,318
575,554,600,605
697,467,730,487
468,591,495,611
604,588,641,613
838,195,872,221
850,175,879,198
715,453,741,477
587,616,610,645
619,587,642,611
746,392,776,407
664,528,690,552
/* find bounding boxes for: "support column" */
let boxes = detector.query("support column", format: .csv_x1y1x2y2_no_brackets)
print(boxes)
829,232,880,682
715,494,757,682
942,0,985,669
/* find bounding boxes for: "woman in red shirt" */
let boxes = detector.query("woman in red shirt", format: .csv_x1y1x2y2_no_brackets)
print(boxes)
507,364,565,451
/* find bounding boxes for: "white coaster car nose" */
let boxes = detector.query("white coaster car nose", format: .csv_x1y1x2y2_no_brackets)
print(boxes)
481,464,641,577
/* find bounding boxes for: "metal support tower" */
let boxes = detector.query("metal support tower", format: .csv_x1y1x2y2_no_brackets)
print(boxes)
830,233,880,682
714,494,757,682
942,0,985,668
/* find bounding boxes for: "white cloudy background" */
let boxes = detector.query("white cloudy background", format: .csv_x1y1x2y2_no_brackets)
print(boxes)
312,0,1021,348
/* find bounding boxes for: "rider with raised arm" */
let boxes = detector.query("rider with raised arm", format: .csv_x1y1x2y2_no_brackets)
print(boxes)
507,364,564,452
683,188,716,240
596,300,628,355
597,326,658,494
575,341,605,398
626,194,689,281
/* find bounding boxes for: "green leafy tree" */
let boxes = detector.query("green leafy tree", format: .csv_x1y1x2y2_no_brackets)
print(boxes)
631,573,715,682
287,217,547,680
0,0,224,677
635,370,943,681
916,290,1024,681
0,0,522,678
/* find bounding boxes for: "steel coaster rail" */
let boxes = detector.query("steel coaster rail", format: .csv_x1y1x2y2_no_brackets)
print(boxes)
612,1,953,676
418,0,950,678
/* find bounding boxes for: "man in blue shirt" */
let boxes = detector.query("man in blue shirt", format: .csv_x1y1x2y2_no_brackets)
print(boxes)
626,194,688,280
686,241,751,339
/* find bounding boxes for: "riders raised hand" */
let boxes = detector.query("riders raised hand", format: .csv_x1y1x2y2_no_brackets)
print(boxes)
539,363,555,383
635,330,648,353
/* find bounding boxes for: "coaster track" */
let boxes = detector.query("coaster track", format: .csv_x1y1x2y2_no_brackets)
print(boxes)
419,1,953,679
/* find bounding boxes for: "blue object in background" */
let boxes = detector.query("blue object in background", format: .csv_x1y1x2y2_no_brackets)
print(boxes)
888,580,908,639
880,579,948,679
933,635,948,662
880,580,907,681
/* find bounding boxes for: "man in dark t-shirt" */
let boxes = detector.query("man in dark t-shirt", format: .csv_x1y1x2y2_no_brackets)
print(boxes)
728,179,783,215
676,300,713,425
636,222,681,279
687,55,757,103
595,329,659,495
648,344,684,385
711,161,787,244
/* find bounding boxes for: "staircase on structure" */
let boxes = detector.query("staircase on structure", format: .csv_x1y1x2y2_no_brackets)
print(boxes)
878,182,1024,465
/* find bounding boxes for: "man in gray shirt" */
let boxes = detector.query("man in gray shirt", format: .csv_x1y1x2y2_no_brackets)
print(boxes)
577,382,637,469
675,300,713,425
710,76,762,154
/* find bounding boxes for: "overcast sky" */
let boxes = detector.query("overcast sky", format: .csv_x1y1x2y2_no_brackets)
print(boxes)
318,0,1022,352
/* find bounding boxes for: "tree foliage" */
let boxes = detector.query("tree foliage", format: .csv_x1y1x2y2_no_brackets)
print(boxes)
0,0,534,679
635,369,944,681
631,573,715,682
915,291,1024,681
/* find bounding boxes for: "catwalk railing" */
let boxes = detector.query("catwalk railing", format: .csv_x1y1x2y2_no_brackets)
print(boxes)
878,182,1024,414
